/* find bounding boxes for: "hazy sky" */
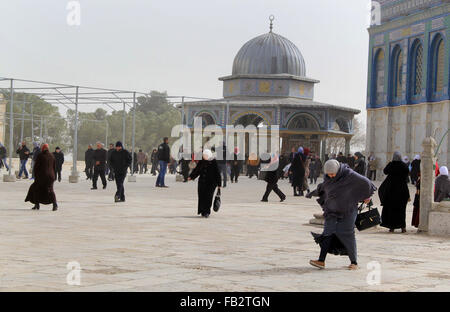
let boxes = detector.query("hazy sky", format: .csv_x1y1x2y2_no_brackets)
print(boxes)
0,0,371,121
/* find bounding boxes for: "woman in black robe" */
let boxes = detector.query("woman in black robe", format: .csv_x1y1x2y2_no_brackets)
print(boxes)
25,144,58,211
410,155,421,185
434,166,450,202
289,147,306,196
308,160,376,270
188,149,221,218
379,151,410,232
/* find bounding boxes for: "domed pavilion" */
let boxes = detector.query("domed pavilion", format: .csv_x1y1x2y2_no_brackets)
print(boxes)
179,18,359,159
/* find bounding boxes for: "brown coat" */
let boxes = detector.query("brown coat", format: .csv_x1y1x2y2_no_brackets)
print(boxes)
25,150,56,205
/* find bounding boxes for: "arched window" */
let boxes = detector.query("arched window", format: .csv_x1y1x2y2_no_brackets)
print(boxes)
429,34,445,99
287,114,319,131
409,40,423,100
196,112,216,128
372,49,385,106
390,45,403,104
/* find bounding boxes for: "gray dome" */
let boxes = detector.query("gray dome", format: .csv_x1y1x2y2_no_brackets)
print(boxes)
232,32,306,77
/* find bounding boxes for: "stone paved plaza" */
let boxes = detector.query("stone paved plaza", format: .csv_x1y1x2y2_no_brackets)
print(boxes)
0,170,449,292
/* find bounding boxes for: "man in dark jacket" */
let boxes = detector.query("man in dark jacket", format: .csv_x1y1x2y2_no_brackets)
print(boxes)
150,149,158,175
53,147,64,182
0,142,9,171
156,137,170,187
354,152,366,175
109,141,132,202
16,141,30,179
261,154,286,202
92,142,108,190
85,145,94,180
107,143,115,181
336,152,347,164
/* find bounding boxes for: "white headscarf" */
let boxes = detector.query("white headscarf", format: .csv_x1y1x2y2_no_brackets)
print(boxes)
324,159,340,174
202,149,213,161
414,155,421,160
439,166,449,176
403,156,409,163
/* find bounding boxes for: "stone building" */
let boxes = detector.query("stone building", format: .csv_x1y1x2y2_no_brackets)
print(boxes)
366,0,450,172
179,19,359,159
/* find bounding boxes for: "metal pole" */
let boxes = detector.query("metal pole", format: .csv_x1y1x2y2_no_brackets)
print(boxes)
30,103,34,141
131,93,136,177
20,96,25,142
122,102,126,147
39,116,43,141
105,120,108,148
72,86,79,176
8,79,14,175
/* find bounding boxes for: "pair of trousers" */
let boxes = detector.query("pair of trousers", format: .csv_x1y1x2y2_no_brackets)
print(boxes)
367,170,376,181
108,165,115,180
139,163,145,174
230,166,240,182
55,169,62,181
156,161,168,186
218,163,227,187
19,159,28,178
262,182,285,200
93,167,107,188
1,157,9,170
319,209,358,264
85,165,93,179
115,173,126,201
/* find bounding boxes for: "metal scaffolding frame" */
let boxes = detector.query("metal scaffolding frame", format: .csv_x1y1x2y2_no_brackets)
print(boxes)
0,77,213,183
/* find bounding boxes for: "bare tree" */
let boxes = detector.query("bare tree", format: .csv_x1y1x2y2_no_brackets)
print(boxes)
325,116,366,155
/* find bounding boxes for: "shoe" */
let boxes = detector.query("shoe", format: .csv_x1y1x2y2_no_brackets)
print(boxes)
52,205,58,211
401,228,407,233
31,206,39,210
389,229,395,233
261,199,268,202
120,199,126,202
103,185,107,189
155,185,160,187
280,196,286,202
202,214,210,218
161,185,169,188
348,264,358,270
309,260,325,269
114,196,120,203
91,187,97,190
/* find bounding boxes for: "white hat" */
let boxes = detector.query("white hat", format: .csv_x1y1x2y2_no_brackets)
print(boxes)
203,149,213,160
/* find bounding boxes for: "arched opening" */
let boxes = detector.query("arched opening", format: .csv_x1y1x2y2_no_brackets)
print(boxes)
372,48,385,107
195,112,216,128
390,45,403,105
233,113,266,128
287,113,320,131
408,39,423,102
335,118,350,133
429,33,445,100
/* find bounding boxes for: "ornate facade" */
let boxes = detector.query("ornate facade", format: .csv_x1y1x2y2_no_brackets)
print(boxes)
180,21,359,159
367,0,450,170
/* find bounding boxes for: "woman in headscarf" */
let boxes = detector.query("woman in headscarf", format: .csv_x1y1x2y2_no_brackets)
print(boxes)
308,159,376,270
188,149,221,218
410,155,421,185
261,153,286,202
379,151,410,233
303,148,311,193
289,147,306,196
411,173,421,228
25,144,58,211
434,166,450,202
353,152,366,175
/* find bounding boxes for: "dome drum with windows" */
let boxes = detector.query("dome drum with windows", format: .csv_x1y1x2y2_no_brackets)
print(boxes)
178,17,359,158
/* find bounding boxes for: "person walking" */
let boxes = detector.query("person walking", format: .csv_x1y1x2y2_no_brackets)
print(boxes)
303,148,311,193
312,155,322,184
150,149,158,176
156,137,170,188
379,151,410,233
353,152,366,175
216,143,229,188
25,144,58,211
143,152,149,174
30,142,40,180
107,143,115,181
188,149,221,218
230,147,243,183
84,144,94,180
308,159,376,270
367,154,378,181
0,142,9,172
137,149,146,174
16,141,30,179
109,141,132,202
247,152,260,179
53,147,64,182
434,166,450,202
410,155,421,185
92,142,108,190
289,147,306,196
261,153,286,202
411,174,421,228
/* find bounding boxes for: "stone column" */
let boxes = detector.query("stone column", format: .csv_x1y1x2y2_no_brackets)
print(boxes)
320,138,326,162
419,137,437,232
345,137,351,155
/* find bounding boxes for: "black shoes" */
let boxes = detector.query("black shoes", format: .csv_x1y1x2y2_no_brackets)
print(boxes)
261,199,268,202
280,196,286,202
202,213,210,218
91,187,97,190
31,206,39,210
114,195,120,202
103,185,107,189
53,204,58,211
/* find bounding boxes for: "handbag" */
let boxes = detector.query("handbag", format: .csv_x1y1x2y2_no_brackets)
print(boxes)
355,202,381,231
213,188,221,212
